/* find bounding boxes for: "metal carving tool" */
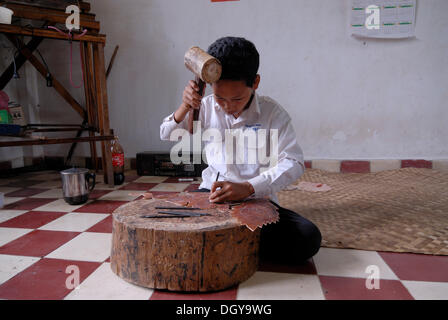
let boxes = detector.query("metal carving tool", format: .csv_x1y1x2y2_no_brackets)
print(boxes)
157,211,210,217
140,215,192,219
155,207,202,210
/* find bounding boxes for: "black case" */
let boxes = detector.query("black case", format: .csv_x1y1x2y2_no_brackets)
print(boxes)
136,152,207,177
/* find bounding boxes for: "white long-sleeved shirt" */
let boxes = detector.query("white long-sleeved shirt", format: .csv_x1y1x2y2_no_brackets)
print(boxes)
160,93,305,202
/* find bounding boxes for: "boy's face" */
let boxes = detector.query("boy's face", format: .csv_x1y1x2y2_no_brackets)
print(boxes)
212,75,260,117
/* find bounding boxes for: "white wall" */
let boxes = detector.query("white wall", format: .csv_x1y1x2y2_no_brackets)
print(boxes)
6,0,448,162
0,36,44,166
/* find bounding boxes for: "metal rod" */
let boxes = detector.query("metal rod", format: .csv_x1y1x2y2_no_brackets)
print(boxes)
155,207,202,210
157,211,210,217
26,123,86,127
140,215,192,219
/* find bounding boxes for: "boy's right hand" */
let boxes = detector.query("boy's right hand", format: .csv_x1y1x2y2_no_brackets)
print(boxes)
182,80,205,110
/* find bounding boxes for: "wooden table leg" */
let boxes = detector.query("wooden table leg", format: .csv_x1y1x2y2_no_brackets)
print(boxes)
81,41,98,172
93,43,114,186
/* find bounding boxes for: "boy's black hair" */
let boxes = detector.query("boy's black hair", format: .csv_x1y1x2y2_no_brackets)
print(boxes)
207,37,259,87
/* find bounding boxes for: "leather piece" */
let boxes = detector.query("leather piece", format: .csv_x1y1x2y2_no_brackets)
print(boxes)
153,193,279,231
230,199,279,231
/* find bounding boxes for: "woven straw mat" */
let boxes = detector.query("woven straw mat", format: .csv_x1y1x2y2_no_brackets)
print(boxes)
277,168,448,255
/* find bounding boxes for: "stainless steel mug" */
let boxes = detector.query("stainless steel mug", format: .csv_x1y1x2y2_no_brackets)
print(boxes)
60,168,96,205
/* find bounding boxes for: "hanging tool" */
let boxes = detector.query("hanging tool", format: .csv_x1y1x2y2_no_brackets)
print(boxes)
47,26,87,88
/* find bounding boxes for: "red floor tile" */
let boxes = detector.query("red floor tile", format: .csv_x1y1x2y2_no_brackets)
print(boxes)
379,252,448,282
0,211,67,229
150,191,181,197
319,276,414,300
125,175,139,183
119,183,158,191
258,258,317,274
73,200,128,214
88,190,112,200
150,286,238,300
305,161,312,169
185,184,200,192
4,198,57,211
0,230,80,257
5,188,51,198
6,180,43,188
163,177,199,183
401,160,433,169
86,215,113,233
0,258,101,300
341,161,370,173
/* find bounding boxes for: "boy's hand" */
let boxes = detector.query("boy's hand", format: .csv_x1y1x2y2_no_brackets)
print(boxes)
209,181,255,203
174,80,205,123
182,80,205,110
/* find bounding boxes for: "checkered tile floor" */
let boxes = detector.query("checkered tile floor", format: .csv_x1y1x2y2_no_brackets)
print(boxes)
0,170,447,300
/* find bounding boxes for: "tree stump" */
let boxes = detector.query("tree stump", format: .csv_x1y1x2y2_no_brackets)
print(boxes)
110,197,260,292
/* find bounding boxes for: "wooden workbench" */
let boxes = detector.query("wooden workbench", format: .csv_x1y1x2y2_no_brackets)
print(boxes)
0,0,114,185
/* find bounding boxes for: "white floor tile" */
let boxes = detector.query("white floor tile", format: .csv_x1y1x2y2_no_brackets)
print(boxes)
46,232,111,262
0,178,19,186
3,197,25,206
64,263,153,300
0,187,20,194
402,281,448,300
32,199,90,212
134,176,168,183
30,173,62,181
95,182,128,190
0,210,28,223
98,190,140,202
0,254,40,285
237,272,325,300
32,180,62,189
30,189,64,199
149,183,190,193
38,212,109,232
313,248,398,280
0,227,33,246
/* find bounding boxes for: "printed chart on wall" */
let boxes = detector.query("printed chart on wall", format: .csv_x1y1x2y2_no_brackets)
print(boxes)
351,0,416,38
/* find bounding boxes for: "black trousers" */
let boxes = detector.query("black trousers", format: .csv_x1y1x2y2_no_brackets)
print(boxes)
195,189,322,263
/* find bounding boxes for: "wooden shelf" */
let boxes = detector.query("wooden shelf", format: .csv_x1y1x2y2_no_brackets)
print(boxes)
0,24,106,43
0,135,115,147
0,1,114,185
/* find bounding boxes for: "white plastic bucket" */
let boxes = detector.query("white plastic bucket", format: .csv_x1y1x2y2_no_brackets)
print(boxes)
0,7,14,25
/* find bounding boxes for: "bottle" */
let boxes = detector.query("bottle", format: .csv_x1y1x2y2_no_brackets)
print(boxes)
111,136,125,185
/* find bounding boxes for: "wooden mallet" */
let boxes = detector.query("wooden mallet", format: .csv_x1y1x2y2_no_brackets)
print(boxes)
184,46,222,134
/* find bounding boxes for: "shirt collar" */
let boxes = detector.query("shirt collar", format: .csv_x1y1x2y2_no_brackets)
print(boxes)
214,93,261,125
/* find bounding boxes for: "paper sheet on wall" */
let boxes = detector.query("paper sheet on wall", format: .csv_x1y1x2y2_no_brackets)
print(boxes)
351,0,416,38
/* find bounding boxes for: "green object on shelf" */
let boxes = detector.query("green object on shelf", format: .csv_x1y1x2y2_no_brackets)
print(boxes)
0,110,12,124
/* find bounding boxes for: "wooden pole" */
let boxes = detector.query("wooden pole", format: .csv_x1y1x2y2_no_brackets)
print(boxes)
93,43,114,186
81,41,98,171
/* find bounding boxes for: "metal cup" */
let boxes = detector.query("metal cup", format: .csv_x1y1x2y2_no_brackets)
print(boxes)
60,168,96,205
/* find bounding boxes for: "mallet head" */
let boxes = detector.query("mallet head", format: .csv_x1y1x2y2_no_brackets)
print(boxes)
184,46,222,83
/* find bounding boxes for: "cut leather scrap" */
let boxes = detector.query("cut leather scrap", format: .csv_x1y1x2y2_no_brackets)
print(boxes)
230,199,279,231
284,181,332,192
153,192,228,211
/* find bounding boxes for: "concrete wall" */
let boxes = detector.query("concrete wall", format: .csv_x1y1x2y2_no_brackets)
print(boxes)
2,0,447,164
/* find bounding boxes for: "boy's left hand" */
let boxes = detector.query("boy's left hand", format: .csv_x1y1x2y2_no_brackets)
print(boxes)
209,181,255,203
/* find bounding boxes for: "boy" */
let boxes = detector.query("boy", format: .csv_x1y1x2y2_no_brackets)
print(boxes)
160,37,321,263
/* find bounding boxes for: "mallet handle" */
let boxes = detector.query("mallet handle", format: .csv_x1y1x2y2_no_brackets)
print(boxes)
188,76,206,134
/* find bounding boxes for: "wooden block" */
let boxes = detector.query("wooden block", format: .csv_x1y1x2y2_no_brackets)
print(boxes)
110,198,260,292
